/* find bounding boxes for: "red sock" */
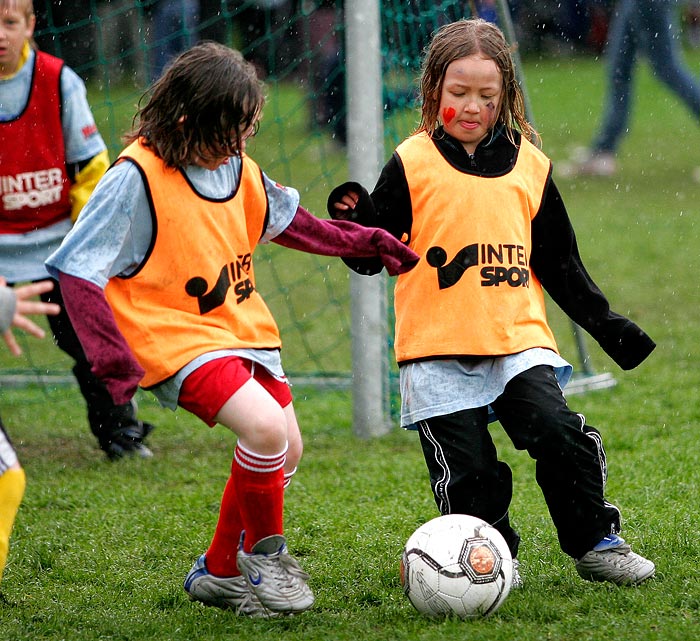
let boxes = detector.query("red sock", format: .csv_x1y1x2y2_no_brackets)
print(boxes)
233,442,286,553
205,475,244,577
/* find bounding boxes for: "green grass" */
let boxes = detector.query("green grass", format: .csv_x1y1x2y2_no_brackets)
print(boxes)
1,51,700,640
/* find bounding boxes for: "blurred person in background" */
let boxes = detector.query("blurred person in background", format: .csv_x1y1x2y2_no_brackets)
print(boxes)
149,0,201,81
0,0,155,460
563,0,700,176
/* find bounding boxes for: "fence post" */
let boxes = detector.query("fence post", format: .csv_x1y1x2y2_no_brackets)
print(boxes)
344,0,391,437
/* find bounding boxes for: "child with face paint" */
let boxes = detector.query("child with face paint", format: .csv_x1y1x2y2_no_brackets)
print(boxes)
328,19,657,588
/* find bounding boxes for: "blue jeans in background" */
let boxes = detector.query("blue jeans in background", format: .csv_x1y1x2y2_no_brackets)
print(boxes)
593,0,700,153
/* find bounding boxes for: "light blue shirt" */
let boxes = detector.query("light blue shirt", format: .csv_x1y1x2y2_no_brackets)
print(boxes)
399,349,573,428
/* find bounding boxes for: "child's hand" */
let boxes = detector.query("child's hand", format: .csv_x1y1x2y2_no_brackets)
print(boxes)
330,191,360,221
1,279,61,356
327,182,376,227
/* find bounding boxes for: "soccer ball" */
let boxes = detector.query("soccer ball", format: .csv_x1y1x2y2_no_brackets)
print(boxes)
400,514,513,619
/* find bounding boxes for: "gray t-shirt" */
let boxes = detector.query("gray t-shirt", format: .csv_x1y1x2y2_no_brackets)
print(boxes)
399,349,572,428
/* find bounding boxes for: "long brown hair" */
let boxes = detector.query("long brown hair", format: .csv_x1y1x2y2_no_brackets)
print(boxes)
417,19,537,145
125,42,265,168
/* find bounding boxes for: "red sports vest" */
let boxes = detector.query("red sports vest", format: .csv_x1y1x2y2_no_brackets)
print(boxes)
0,51,72,234
105,141,282,388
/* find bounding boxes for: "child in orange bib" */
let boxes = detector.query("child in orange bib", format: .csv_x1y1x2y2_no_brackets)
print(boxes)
46,41,417,616
329,18,656,589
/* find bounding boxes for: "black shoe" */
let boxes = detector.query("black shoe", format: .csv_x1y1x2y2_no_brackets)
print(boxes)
101,423,155,461
89,400,155,461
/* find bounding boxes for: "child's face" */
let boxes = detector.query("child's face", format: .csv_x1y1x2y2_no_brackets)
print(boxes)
192,121,259,170
438,54,502,154
0,3,34,78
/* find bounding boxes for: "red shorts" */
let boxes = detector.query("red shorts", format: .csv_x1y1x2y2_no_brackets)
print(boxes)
178,356,292,426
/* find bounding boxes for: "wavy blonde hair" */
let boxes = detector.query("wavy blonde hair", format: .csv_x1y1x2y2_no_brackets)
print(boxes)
417,18,538,145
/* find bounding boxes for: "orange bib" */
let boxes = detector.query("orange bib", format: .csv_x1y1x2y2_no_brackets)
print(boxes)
393,133,558,363
105,142,281,387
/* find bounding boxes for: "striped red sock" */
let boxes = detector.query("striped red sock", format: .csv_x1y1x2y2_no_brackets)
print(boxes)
233,442,286,553
284,466,297,488
204,474,244,577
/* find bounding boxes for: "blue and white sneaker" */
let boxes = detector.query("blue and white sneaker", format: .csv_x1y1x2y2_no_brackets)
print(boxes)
184,555,274,617
575,534,655,586
236,534,315,614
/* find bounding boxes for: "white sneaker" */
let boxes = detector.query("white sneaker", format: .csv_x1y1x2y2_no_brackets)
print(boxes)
575,535,655,586
237,534,315,613
558,149,617,178
183,555,275,617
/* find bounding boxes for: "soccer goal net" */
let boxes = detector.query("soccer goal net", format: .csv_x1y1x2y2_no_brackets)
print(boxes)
2,1,611,431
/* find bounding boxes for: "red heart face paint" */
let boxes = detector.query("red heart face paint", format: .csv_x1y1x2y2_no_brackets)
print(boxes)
442,106,456,124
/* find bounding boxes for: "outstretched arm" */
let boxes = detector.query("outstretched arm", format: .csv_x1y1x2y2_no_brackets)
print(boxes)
272,205,419,276
0,279,61,356
531,181,655,370
57,272,144,404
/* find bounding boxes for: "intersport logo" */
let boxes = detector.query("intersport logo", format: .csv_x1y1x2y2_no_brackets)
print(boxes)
185,253,255,315
426,243,530,290
1,168,64,211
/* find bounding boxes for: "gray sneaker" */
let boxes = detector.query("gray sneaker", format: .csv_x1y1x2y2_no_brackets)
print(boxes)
183,555,275,617
237,534,315,613
575,535,655,586
558,148,617,178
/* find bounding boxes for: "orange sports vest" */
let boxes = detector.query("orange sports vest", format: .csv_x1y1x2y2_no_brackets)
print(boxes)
105,142,281,387
393,132,559,363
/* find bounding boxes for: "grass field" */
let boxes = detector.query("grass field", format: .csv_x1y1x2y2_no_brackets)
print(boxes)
1,50,699,640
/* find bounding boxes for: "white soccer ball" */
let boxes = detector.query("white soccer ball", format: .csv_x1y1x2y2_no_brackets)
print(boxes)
400,514,513,619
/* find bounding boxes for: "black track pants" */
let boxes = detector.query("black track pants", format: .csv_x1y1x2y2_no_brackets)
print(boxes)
39,278,139,443
417,365,621,559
